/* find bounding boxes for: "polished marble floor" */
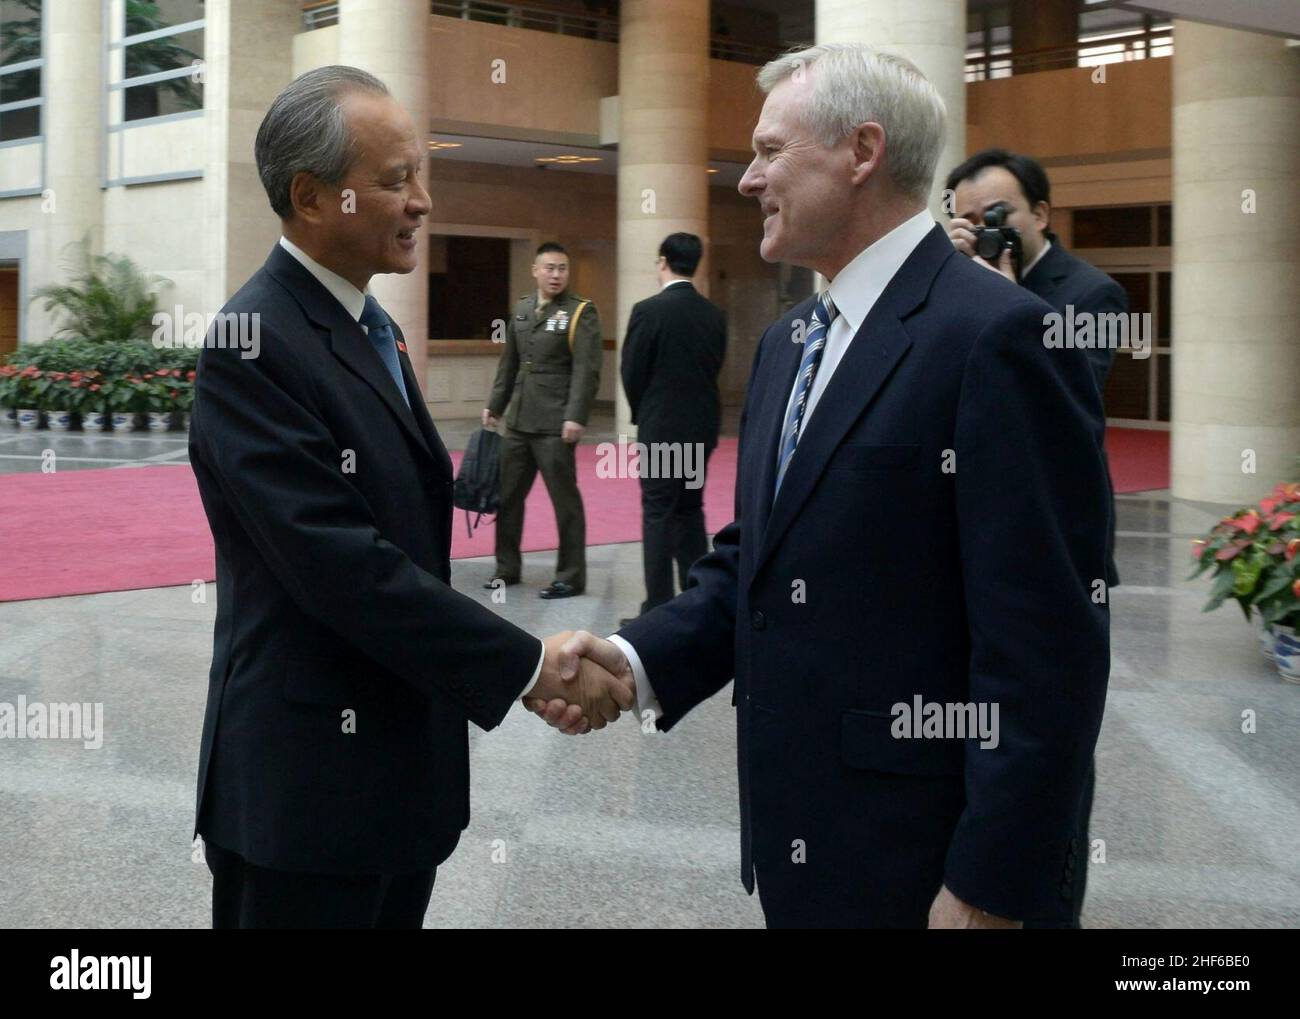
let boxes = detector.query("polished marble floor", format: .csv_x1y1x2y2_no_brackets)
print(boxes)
1,416,1298,927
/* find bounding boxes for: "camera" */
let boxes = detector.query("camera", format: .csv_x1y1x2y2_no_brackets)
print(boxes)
972,202,1023,281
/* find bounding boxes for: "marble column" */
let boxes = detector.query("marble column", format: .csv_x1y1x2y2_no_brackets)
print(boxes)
33,0,103,342
1170,21,1300,503
338,0,432,395
616,0,711,436
816,0,967,217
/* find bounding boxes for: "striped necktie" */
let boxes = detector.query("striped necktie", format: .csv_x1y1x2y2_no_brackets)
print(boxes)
359,295,410,408
774,291,838,496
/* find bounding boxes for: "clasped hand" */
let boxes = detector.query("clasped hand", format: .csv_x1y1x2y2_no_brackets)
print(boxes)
521,631,635,734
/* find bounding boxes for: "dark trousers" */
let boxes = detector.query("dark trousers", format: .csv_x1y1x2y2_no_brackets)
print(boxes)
639,447,711,614
205,840,436,929
496,428,586,589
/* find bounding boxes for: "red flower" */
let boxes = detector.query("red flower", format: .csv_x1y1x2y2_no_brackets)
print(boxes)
1261,497,1279,514
1236,511,1262,535
1191,539,1207,558
1270,512,1296,531
186,371,196,380
69,371,82,381
1293,579,1300,601
89,384,100,392
142,373,154,380
1216,542,1249,561
169,389,178,399
1287,539,1300,561
70,381,82,388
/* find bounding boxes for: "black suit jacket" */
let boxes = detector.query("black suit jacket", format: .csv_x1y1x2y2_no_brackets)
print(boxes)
1022,239,1127,398
621,281,726,447
188,244,540,875
1023,238,1127,587
618,226,1111,926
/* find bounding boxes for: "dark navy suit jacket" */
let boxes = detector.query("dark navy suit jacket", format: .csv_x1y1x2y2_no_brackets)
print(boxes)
189,244,539,875
619,225,1111,926
1023,237,1127,588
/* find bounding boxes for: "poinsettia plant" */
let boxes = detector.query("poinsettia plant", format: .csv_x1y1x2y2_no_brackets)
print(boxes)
1191,481,1300,626
65,371,107,415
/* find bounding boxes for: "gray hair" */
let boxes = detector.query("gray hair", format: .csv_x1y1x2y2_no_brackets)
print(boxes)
756,44,946,202
254,65,391,219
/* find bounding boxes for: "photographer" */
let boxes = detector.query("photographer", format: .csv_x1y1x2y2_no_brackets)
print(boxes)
946,148,1127,930
945,148,1127,405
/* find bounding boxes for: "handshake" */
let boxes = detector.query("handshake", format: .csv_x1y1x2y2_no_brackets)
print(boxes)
521,631,636,734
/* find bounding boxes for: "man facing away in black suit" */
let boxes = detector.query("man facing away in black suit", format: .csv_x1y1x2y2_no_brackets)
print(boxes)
532,45,1111,928
187,65,631,928
946,149,1130,927
620,232,727,620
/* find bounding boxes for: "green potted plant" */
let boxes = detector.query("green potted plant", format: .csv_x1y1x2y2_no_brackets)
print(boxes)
0,363,19,425
1192,481,1300,682
42,371,75,431
67,371,109,432
105,374,146,432
30,236,169,345
12,365,44,429
136,372,174,431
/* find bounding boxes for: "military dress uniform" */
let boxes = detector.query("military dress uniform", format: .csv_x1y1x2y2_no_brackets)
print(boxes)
487,289,602,593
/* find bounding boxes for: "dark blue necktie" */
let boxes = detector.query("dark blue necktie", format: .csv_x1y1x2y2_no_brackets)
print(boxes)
774,291,838,496
359,295,410,408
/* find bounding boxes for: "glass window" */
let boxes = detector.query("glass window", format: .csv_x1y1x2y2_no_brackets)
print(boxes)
1102,354,1150,420
0,0,40,68
0,0,42,142
1157,271,1171,344
1073,206,1154,248
120,0,205,123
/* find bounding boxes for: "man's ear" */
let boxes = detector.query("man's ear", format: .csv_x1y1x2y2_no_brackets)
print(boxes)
288,170,326,225
850,122,886,187
1033,200,1051,234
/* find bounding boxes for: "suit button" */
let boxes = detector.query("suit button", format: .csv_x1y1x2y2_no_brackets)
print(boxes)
751,610,766,630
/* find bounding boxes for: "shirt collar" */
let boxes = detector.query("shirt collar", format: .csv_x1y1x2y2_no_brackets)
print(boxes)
826,209,935,336
1023,238,1052,277
278,235,367,323
662,278,692,290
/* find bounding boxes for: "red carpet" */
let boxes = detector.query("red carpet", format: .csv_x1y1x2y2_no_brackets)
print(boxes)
0,428,1167,603
1104,427,1170,495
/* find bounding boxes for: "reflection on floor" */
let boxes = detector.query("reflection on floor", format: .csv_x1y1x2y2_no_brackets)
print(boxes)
1,442,1298,925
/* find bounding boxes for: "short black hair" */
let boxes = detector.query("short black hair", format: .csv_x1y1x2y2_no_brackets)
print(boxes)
944,148,1051,212
658,232,702,277
535,242,568,259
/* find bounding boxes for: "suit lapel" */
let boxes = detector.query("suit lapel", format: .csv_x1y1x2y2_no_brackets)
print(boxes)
748,302,811,541
750,225,954,576
393,323,454,480
265,246,439,469
1024,243,1068,305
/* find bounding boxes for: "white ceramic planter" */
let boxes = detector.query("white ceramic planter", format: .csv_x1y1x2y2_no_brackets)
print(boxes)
111,412,135,432
45,410,73,431
16,407,40,429
146,411,172,432
81,411,108,433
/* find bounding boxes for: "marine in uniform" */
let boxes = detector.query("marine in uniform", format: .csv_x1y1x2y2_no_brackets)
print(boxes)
484,242,602,598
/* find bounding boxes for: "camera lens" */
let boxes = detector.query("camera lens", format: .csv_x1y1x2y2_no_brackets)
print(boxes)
975,232,1003,260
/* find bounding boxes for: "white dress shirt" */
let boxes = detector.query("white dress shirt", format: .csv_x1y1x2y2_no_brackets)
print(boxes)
611,209,937,721
661,277,692,290
278,235,546,704
1022,238,1052,278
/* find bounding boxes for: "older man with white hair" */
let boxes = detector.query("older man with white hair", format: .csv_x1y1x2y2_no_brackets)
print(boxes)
544,44,1111,928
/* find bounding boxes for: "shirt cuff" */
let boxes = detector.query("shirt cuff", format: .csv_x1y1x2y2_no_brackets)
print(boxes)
608,633,662,724
517,640,546,703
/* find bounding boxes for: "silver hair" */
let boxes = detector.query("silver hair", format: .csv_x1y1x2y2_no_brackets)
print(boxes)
254,65,391,219
755,43,946,201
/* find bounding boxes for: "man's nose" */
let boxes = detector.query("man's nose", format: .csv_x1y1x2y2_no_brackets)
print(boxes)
738,159,762,198
409,180,432,216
